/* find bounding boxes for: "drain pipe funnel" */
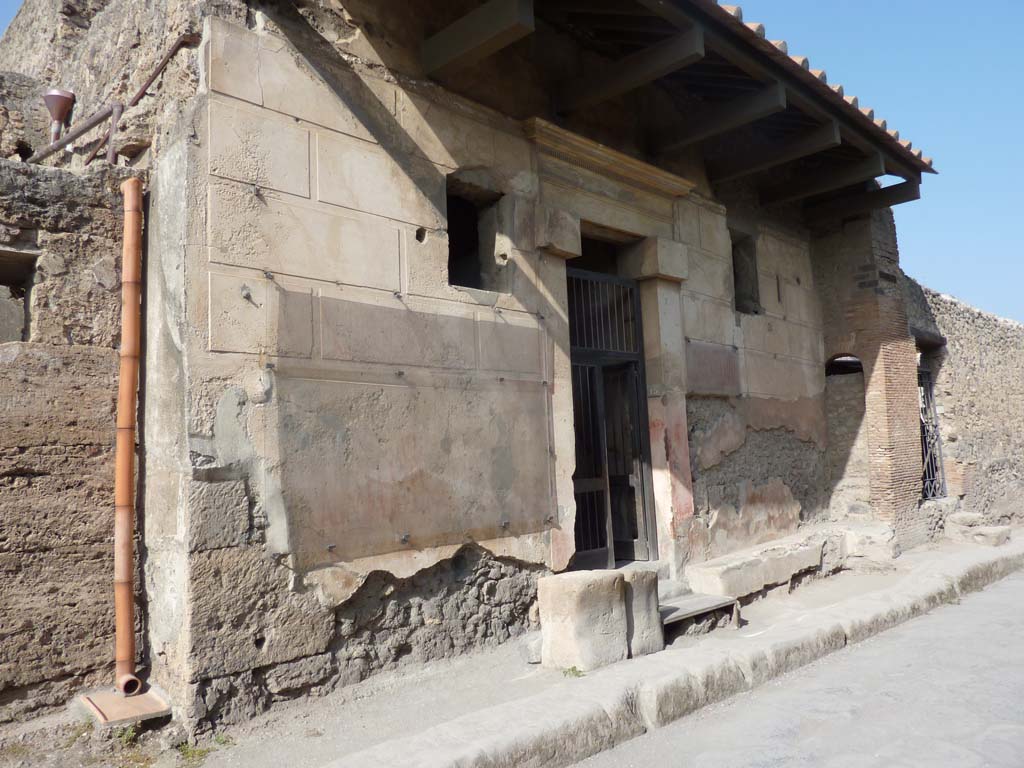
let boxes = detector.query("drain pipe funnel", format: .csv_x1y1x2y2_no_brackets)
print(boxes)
43,88,75,144
114,177,143,697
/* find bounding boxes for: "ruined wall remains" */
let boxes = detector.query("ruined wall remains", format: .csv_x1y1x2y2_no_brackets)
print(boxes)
902,276,1024,525
0,161,138,722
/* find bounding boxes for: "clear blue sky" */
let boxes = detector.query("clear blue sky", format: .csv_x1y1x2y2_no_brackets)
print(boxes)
1,0,1020,322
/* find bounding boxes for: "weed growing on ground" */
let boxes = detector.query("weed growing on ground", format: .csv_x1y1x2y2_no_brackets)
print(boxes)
177,743,213,766
63,720,94,748
212,733,233,747
563,666,585,678
115,725,138,748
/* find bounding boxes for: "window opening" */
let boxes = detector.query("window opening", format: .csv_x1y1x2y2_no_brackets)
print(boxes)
445,174,504,292
0,250,36,342
730,230,761,315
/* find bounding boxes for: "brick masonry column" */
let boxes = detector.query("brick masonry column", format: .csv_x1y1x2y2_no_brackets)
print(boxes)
813,211,924,544
621,237,693,578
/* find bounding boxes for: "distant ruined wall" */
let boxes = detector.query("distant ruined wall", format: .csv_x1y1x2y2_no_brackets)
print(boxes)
902,276,1024,525
0,161,139,722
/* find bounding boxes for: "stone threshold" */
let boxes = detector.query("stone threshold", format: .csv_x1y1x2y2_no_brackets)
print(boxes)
326,535,1024,768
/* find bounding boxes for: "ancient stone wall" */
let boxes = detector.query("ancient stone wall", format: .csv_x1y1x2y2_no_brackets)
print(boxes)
0,160,139,722
902,276,1024,525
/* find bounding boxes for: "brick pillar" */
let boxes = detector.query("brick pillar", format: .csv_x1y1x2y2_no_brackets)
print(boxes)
813,211,923,542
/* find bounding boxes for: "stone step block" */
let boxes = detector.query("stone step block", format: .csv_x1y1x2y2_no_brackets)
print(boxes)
538,570,628,672
684,531,825,598
947,522,1011,547
623,570,664,658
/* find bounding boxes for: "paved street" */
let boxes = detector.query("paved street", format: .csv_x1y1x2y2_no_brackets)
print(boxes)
575,571,1024,768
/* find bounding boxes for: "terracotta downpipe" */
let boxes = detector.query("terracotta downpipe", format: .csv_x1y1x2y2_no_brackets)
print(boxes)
114,177,143,697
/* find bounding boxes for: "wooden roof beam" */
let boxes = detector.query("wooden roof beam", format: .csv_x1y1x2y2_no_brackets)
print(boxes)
634,0,925,180
805,179,921,227
559,26,704,112
657,81,787,154
422,0,534,78
708,121,840,184
546,0,658,15
760,152,886,207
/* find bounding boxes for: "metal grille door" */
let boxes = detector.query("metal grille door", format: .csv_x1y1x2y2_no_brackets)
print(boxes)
918,369,946,500
567,268,655,568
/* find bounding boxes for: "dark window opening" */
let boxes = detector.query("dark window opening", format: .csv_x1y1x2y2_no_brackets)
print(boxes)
445,174,504,292
569,236,622,275
730,230,761,315
0,250,36,342
826,355,864,376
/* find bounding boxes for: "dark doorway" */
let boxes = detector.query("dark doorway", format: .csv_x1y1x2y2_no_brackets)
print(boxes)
567,262,656,569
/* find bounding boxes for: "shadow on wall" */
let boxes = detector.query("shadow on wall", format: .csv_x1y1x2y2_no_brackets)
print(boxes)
823,354,872,520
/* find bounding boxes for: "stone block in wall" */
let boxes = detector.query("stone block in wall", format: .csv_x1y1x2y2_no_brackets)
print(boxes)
685,341,740,397
623,570,664,658
673,197,701,248
187,547,333,680
758,271,784,317
740,314,789,358
209,99,310,198
207,180,403,292
319,292,477,369
268,281,314,359
781,282,822,327
186,479,250,552
208,271,268,353
698,204,731,261
398,93,496,170
317,131,444,228
535,204,581,259
538,571,628,671
477,313,546,375
744,350,823,400
263,653,334,696
683,294,736,347
620,237,688,283
207,18,395,144
685,251,733,301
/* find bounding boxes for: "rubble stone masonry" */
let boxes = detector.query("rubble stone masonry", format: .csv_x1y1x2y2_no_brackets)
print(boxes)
0,161,139,722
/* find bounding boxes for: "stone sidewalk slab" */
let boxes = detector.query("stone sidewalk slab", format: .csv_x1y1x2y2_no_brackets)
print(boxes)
327,536,1024,768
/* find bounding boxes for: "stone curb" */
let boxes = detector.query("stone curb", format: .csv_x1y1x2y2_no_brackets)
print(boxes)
328,539,1024,768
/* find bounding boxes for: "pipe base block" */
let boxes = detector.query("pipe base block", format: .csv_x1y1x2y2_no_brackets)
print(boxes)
76,688,171,728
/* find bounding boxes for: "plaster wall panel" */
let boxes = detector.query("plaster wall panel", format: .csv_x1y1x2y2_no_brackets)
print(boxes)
276,375,554,567
685,251,732,301
208,99,310,198
208,271,268,353
398,92,495,169
685,340,741,396
788,321,825,363
682,292,736,347
477,312,546,376
757,231,812,287
269,283,315,359
207,180,402,291
758,271,785,317
698,204,731,260
745,350,824,399
316,131,445,228
784,282,823,327
207,17,262,105
320,292,478,370
740,313,787,358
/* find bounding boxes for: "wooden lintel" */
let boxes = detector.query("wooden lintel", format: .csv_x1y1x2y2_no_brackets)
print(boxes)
658,81,787,154
422,0,534,78
709,121,840,184
760,153,886,207
559,27,704,112
804,179,921,226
